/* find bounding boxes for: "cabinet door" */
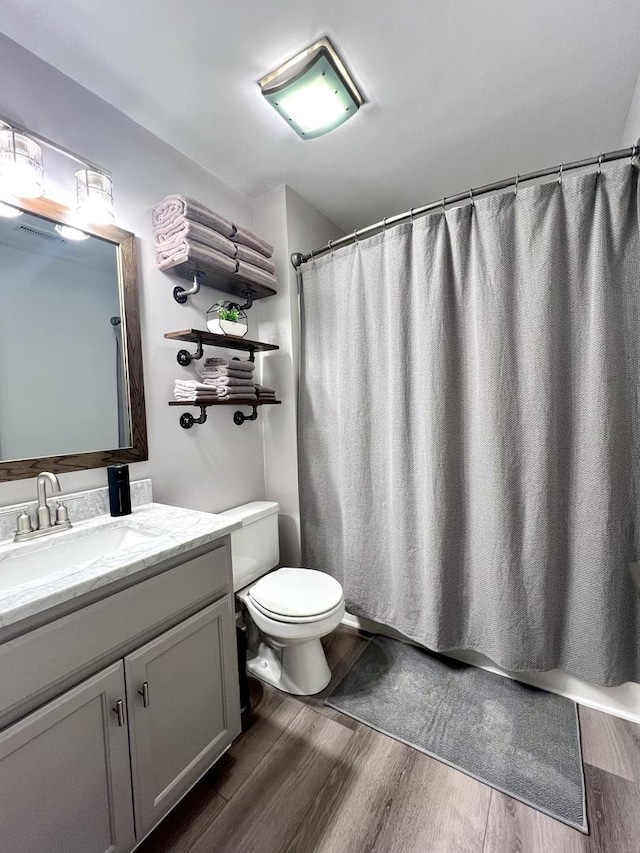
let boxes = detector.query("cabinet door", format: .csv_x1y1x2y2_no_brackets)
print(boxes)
125,596,241,838
0,661,135,853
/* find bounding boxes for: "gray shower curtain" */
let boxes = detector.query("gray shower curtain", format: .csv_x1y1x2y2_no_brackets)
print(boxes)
299,164,640,687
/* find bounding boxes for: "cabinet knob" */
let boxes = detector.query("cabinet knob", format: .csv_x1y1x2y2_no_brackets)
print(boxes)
138,681,150,708
113,699,126,727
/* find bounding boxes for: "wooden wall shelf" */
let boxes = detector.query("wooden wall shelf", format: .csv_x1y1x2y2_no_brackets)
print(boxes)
167,329,280,427
168,400,281,428
165,329,278,365
164,260,277,304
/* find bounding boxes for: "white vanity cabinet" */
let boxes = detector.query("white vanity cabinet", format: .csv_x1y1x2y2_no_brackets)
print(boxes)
0,538,241,853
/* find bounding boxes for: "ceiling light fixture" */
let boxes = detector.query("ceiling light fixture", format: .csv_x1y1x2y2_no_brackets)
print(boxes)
0,127,45,198
54,223,90,241
75,169,114,225
0,201,23,218
258,36,364,139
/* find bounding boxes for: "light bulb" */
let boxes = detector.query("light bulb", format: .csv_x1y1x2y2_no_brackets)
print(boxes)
0,129,45,199
0,201,23,218
75,169,114,225
55,223,90,241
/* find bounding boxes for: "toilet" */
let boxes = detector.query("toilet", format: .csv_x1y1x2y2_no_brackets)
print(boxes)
220,501,345,696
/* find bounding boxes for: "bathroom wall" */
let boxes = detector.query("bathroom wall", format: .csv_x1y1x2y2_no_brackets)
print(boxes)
623,69,640,144
0,33,266,513
254,186,343,565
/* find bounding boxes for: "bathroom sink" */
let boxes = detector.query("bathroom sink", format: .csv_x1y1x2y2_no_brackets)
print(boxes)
0,525,158,591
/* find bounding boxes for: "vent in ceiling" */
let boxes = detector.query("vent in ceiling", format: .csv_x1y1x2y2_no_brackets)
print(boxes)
16,224,67,244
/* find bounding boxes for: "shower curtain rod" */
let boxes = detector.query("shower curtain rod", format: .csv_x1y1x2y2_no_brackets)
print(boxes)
290,142,640,269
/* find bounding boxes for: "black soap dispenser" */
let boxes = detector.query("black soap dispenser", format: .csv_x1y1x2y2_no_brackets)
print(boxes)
107,464,132,517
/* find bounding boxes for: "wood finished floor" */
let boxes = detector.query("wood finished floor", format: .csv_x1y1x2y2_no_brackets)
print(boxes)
139,627,640,853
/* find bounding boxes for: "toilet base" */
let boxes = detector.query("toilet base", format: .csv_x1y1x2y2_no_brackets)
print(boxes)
247,638,332,696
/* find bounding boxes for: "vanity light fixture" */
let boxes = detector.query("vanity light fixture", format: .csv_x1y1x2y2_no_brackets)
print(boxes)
0,115,116,224
0,127,45,198
0,201,23,218
54,223,90,241
75,169,115,225
258,36,364,139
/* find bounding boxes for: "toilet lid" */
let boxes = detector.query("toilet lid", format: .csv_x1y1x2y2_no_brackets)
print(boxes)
250,567,343,618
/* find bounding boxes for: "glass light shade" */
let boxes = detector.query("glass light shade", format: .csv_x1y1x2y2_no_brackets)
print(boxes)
260,40,363,140
75,169,114,224
55,223,90,241
0,129,45,198
0,201,23,218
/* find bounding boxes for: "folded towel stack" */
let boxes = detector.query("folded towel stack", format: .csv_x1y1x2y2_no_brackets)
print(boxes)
152,195,277,293
174,380,221,402
254,383,277,401
200,357,257,401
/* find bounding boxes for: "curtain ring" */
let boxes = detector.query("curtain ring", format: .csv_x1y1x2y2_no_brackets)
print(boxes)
328,240,334,255
597,154,603,175
353,228,360,243
557,164,563,185
514,174,519,196
469,188,474,207
410,207,416,223
441,197,446,215
382,217,387,233
632,145,638,163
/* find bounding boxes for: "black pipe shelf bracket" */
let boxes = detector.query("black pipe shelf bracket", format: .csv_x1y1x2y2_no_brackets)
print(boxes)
178,405,208,429
233,406,259,425
169,400,281,429
165,259,276,305
173,272,203,305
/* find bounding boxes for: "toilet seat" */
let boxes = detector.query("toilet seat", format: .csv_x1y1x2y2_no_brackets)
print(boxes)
249,567,343,619
248,596,344,625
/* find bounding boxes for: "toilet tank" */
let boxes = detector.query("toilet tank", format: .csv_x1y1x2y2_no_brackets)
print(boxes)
219,501,280,591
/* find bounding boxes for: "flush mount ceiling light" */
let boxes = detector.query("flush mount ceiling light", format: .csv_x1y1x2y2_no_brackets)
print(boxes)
75,169,114,225
258,36,364,139
0,127,45,198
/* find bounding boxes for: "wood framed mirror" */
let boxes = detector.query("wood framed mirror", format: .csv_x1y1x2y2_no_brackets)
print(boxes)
0,193,147,482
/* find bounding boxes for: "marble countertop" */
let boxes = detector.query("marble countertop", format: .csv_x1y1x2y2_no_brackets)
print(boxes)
0,502,240,630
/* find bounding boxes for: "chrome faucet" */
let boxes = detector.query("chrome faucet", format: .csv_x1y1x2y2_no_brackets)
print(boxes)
14,471,72,542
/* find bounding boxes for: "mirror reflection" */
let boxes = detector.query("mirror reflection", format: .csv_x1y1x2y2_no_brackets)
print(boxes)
0,208,130,461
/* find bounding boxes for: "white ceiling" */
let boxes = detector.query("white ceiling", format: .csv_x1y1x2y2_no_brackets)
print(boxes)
0,0,639,232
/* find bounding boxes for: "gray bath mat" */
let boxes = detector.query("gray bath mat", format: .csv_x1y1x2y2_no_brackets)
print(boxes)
326,635,587,833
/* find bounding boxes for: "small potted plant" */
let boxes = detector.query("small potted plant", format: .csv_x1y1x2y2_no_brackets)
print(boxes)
206,301,248,337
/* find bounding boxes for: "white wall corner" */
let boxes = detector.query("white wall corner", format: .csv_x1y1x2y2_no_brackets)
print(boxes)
622,68,640,146
252,185,343,566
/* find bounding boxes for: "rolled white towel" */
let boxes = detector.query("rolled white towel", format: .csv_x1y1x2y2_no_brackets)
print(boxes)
154,218,237,258
236,259,277,291
234,242,276,274
155,239,238,274
232,224,274,258
152,196,234,236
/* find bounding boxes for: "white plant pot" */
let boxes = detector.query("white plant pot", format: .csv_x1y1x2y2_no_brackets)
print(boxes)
206,317,247,338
